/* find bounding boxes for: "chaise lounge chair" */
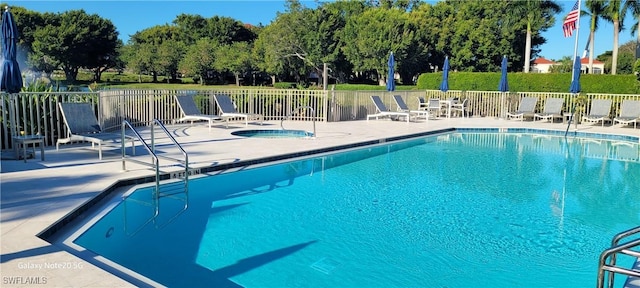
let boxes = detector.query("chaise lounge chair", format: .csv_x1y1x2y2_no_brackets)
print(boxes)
582,99,612,127
213,94,264,128
57,102,136,160
367,95,411,123
175,94,222,131
506,96,537,121
613,100,640,129
393,95,429,121
533,98,564,122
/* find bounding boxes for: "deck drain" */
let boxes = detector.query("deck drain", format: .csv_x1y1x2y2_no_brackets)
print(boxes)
310,257,340,274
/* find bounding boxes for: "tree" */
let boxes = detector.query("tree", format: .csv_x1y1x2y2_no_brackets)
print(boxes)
127,25,183,82
584,0,608,74
156,39,185,83
623,0,640,58
342,7,415,85
615,40,638,73
252,0,352,85
172,13,209,45
214,42,253,86
316,0,368,83
121,43,154,83
446,1,518,72
603,0,626,74
510,0,562,73
252,24,286,85
31,10,119,81
9,7,52,72
179,38,218,85
548,56,573,72
88,39,123,82
173,14,256,45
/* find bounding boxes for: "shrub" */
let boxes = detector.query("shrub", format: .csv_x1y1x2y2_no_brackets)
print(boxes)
416,72,640,94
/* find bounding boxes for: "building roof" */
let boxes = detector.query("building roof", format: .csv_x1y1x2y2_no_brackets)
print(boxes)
533,57,555,64
581,57,604,65
533,57,604,65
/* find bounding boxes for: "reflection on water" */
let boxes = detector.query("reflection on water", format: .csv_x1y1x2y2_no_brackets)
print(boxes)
442,132,639,163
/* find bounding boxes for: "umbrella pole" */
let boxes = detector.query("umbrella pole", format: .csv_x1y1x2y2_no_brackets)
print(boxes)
8,93,17,137
564,96,577,137
500,92,505,120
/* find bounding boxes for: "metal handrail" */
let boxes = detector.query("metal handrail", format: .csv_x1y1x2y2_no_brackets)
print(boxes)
597,225,640,288
150,118,189,192
122,120,160,196
281,105,316,138
121,119,189,235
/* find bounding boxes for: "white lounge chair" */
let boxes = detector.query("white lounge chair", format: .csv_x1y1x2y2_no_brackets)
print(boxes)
534,98,564,122
392,95,429,121
582,99,612,127
214,94,264,128
506,96,538,121
613,100,640,129
367,95,411,122
57,102,136,160
175,94,222,131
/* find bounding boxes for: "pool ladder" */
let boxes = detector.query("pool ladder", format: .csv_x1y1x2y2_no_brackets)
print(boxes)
121,119,190,236
281,105,316,138
597,225,640,288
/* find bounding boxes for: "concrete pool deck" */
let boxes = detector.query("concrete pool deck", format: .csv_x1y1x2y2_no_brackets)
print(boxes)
1,117,639,287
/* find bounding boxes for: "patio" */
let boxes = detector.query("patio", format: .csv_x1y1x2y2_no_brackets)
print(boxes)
1,118,638,287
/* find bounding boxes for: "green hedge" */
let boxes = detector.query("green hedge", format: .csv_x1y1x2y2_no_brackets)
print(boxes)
332,84,421,91
416,72,640,94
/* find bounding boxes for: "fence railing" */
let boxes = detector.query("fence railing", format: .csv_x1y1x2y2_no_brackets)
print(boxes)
1,89,638,150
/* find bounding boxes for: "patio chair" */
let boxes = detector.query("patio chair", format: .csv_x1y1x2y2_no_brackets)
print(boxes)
506,96,538,121
426,98,443,118
57,102,136,160
392,95,429,121
533,98,564,122
613,100,640,129
450,98,469,118
367,95,411,123
417,97,429,110
175,95,222,131
582,99,612,127
213,94,264,128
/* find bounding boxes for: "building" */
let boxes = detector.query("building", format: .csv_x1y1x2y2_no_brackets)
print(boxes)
579,57,605,74
531,57,605,74
531,57,556,73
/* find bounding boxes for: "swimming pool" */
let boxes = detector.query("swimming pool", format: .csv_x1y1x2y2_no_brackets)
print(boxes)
65,131,639,287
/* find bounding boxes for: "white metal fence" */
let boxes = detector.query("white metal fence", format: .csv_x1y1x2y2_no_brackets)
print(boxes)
1,89,638,150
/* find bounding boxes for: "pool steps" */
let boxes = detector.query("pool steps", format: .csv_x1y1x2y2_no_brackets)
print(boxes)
120,119,189,236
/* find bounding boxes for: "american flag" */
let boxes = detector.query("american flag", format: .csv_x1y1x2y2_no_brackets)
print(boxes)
563,1,580,37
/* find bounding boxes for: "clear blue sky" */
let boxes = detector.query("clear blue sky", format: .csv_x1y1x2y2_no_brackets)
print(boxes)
12,0,636,61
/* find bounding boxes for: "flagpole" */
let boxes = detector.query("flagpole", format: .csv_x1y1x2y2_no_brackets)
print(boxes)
571,0,582,79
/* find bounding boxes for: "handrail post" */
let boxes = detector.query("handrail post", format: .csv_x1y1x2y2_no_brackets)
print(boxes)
280,105,316,138
121,121,126,171
596,226,640,288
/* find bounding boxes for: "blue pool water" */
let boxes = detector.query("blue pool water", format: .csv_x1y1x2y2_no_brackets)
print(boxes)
73,132,640,287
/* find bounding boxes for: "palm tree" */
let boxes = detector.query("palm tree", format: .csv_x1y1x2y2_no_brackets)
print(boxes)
623,0,640,59
584,0,608,73
514,0,562,73
603,0,626,74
